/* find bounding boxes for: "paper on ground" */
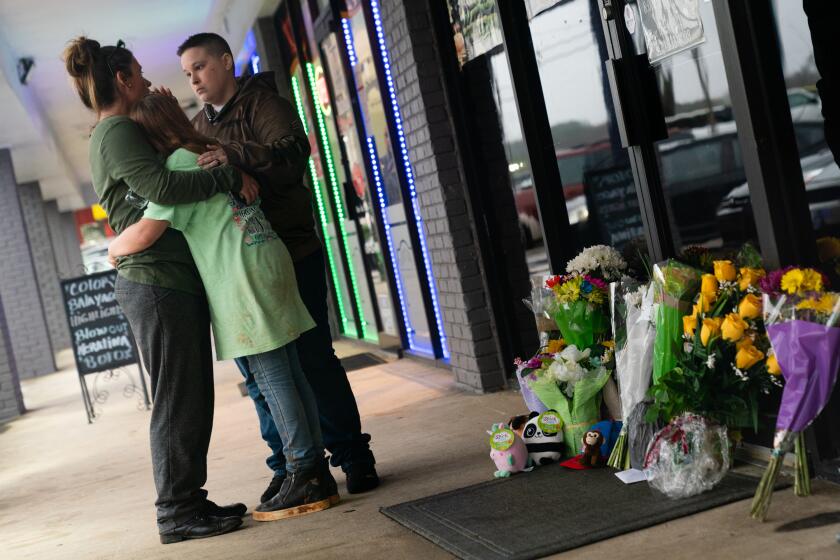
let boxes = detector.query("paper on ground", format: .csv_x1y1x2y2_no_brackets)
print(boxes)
615,468,647,484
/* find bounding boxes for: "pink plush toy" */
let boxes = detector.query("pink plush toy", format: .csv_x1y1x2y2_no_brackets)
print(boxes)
489,422,531,478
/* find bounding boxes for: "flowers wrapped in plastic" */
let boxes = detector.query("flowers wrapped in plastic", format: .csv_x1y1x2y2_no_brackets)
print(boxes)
522,276,560,344
514,353,553,414
652,260,702,383
546,275,610,350
644,413,731,499
750,270,840,521
647,257,780,441
526,344,612,456
607,279,656,469
545,246,627,350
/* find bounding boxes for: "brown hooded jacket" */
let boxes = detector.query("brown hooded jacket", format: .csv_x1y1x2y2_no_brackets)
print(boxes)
191,71,319,261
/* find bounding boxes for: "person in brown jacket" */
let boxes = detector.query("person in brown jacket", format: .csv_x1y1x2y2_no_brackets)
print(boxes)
177,32,378,502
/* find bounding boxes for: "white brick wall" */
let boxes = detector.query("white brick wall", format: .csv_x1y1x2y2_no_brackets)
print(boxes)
0,150,56,378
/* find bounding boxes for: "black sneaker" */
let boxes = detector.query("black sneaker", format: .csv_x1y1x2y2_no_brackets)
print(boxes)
346,461,379,494
252,469,332,522
159,513,243,544
260,473,286,504
203,499,247,518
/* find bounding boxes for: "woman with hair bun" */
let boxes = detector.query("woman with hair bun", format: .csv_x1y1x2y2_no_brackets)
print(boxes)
63,36,255,544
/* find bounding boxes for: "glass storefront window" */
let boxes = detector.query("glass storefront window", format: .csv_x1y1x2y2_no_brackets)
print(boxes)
486,52,552,279
321,31,399,341
529,1,645,261
625,1,820,255
447,1,551,281
774,1,839,242
345,0,435,356
291,60,361,338
632,2,744,254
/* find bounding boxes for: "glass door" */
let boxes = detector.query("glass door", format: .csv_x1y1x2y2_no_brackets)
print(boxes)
527,0,644,262
344,0,437,356
321,30,399,343
276,2,361,339
297,1,380,342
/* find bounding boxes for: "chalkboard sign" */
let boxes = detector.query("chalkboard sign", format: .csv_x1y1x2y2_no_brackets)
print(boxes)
61,270,138,375
583,165,645,250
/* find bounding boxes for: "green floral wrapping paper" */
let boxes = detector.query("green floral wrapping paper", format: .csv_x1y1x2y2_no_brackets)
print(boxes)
652,260,701,383
553,300,610,350
529,367,611,456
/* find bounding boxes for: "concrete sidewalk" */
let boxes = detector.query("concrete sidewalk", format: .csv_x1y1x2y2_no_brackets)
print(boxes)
1,341,839,560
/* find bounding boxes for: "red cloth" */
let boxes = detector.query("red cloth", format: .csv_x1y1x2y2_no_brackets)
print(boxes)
560,454,591,470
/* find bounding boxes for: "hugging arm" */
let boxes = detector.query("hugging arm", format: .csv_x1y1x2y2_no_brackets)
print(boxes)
100,119,253,204
198,94,310,180
108,218,170,266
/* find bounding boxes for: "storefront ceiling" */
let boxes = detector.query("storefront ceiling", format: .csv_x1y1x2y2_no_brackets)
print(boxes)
0,0,273,210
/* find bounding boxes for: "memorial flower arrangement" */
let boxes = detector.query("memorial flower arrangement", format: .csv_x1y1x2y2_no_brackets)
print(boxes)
545,246,626,349
607,279,656,469
646,251,780,433
750,268,840,520
514,339,566,413
517,342,613,456
565,244,627,282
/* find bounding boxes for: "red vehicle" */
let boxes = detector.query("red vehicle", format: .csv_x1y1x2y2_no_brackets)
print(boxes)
513,141,614,246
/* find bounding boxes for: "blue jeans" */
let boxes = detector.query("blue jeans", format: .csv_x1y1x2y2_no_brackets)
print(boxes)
245,343,323,474
236,248,373,476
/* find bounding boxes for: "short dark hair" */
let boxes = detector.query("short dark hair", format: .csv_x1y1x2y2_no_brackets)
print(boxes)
177,33,233,58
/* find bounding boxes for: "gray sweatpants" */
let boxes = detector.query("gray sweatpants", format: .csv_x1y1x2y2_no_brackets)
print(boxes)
114,277,214,533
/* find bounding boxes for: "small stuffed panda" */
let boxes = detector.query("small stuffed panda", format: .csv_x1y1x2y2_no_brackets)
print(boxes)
522,410,564,466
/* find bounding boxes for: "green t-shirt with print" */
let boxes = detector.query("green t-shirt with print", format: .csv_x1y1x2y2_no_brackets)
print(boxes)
143,148,315,360
89,115,241,295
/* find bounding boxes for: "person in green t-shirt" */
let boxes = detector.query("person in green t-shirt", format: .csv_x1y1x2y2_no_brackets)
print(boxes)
107,93,339,523
64,37,254,544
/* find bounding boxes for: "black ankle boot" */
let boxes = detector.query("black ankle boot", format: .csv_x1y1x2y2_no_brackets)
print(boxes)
159,513,242,544
260,473,286,504
252,469,332,522
346,461,379,494
203,499,247,518
319,459,340,505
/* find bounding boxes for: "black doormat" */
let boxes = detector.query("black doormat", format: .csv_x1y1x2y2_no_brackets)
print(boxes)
381,465,780,560
340,352,388,372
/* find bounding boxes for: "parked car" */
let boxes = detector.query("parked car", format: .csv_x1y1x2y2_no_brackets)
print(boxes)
717,148,840,243
513,141,615,247
658,118,827,245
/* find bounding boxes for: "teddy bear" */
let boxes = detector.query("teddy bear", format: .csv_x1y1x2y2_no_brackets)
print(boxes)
580,429,605,468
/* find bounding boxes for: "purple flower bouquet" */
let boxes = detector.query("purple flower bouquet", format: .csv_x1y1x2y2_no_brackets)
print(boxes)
750,288,840,521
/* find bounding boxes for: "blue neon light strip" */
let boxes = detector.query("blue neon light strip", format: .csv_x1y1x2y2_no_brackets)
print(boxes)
340,18,358,68
342,16,416,350
367,0,449,359
366,136,415,349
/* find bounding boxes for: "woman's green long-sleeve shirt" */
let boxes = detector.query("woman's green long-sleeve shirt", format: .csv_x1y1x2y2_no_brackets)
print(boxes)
89,115,242,295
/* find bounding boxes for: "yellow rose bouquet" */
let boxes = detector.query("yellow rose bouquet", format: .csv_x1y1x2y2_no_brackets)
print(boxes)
646,246,781,434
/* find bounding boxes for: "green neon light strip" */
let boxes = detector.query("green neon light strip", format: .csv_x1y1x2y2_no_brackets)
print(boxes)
291,74,355,336
305,62,374,342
